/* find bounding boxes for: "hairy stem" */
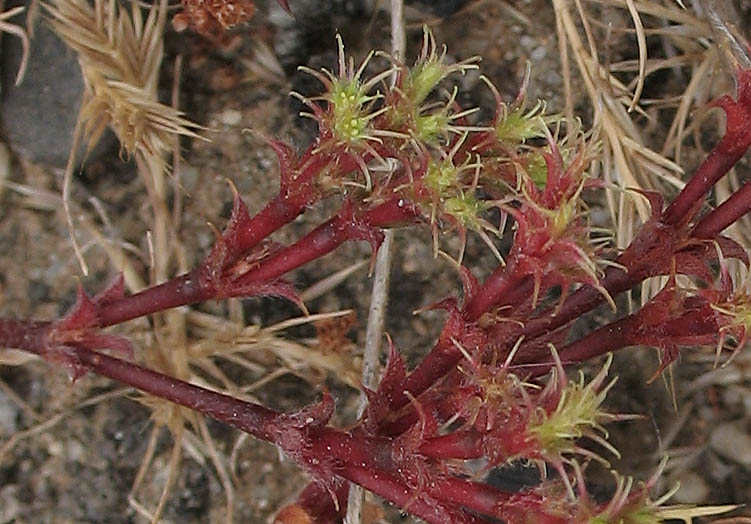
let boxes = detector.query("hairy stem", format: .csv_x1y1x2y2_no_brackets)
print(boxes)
463,263,521,321
90,197,418,326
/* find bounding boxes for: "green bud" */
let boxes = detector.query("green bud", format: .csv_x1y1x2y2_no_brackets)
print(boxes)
496,103,547,144
525,152,548,188
330,78,372,143
444,194,483,228
404,26,479,107
529,357,615,459
415,112,451,144
426,158,460,194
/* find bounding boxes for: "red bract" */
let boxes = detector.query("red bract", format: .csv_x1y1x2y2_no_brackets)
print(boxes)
503,140,608,308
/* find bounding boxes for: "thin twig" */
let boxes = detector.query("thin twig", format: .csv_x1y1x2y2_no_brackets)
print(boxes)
345,2,404,522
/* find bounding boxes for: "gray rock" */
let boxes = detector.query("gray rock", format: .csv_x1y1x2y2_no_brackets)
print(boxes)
0,484,20,523
1,13,114,168
709,421,751,467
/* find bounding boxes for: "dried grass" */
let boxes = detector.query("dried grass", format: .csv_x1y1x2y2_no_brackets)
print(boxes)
46,0,202,276
0,5,30,86
554,0,751,306
46,0,201,161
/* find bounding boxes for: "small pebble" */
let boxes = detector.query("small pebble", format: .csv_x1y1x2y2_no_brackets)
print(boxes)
709,421,751,467
530,45,547,61
47,438,64,457
671,472,709,504
220,109,243,126
0,485,20,522
66,440,85,463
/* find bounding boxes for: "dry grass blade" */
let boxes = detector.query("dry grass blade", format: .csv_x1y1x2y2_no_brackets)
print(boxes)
45,0,203,274
46,0,203,160
555,0,653,244
0,142,11,201
624,0,647,111
590,0,707,26
0,5,31,86
185,310,362,389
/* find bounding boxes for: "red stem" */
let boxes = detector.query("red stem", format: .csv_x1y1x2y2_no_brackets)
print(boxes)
341,465,490,524
95,150,347,326
238,214,358,284
97,271,205,327
691,181,751,238
419,430,483,459
392,273,534,418
235,197,419,285
96,193,312,326
96,197,418,327
3,318,531,523
522,266,633,340
663,139,749,226
72,346,280,439
665,70,751,226
463,263,520,321
545,317,632,373
0,318,49,351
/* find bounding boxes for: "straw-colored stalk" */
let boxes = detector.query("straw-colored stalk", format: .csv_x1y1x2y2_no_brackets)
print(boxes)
46,0,202,276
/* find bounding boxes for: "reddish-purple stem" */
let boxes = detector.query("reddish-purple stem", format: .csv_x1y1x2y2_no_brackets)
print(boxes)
418,430,482,459
72,346,280,439
463,263,520,321
97,271,204,327
96,194,312,326
547,317,631,372
692,181,751,238
522,266,633,340
0,319,48,351
341,465,490,524
96,197,417,327
665,70,751,225
235,197,418,285
664,140,750,226
2,317,529,523
394,274,534,415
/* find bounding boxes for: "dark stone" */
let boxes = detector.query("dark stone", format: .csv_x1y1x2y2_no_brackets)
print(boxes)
1,14,115,168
